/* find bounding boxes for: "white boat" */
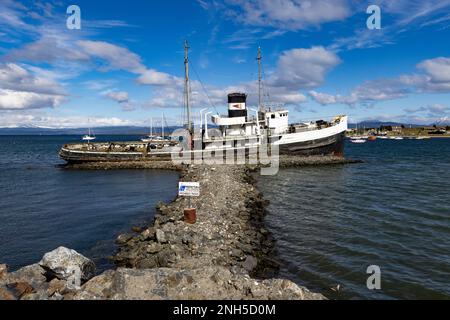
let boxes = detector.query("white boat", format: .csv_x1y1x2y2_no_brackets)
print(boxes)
350,139,367,144
141,117,157,143
141,116,171,143
60,44,349,162
82,127,96,142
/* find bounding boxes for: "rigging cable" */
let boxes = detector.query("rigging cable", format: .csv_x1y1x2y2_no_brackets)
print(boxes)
191,62,219,115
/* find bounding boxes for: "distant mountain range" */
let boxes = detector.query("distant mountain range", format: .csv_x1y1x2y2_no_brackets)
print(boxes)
0,126,182,135
348,121,435,129
0,120,447,135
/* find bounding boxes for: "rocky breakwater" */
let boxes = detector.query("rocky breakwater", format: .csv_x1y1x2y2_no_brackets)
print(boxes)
113,165,277,276
109,164,325,299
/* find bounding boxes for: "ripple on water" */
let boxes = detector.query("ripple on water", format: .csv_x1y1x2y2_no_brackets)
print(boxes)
258,139,450,299
0,136,179,272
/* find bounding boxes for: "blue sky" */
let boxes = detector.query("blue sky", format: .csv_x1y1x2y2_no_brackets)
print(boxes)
1,0,450,128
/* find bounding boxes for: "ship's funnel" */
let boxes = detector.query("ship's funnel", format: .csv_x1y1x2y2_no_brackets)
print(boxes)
228,93,247,118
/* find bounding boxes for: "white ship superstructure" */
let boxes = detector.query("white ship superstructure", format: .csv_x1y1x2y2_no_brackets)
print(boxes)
59,43,348,163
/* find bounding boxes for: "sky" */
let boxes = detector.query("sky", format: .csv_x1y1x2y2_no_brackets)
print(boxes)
1,0,450,128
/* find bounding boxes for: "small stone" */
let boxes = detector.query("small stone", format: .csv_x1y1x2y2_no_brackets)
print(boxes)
230,249,244,259
0,264,8,279
242,256,258,272
50,292,64,301
136,257,158,269
146,243,163,254
131,226,143,233
141,228,156,240
181,235,193,245
156,229,167,244
116,233,133,245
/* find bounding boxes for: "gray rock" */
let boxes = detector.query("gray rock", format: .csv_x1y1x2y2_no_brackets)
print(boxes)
39,247,96,283
156,229,167,244
116,233,133,245
137,257,158,269
140,228,156,241
242,256,258,272
147,243,163,254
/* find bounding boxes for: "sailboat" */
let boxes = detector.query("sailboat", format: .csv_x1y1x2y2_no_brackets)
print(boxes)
141,114,171,144
82,121,96,142
141,118,156,143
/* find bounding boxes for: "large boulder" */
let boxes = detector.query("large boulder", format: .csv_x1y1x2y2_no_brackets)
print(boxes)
39,247,96,284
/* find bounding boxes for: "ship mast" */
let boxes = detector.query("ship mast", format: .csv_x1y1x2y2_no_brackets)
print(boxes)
257,47,262,111
184,40,192,134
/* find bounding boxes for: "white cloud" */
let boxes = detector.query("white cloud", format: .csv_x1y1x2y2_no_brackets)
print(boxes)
400,57,450,93
137,69,181,86
5,28,90,63
102,90,138,111
309,91,339,105
329,0,450,52
418,57,450,83
76,40,147,74
143,47,335,109
104,91,129,103
223,28,286,50
83,80,117,91
410,57,450,92
223,0,351,30
0,89,65,110
310,56,450,107
0,0,33,33
0,63,66,110
0,63,66,95
310,79,409,106
268,46,341,89
404,104,450,117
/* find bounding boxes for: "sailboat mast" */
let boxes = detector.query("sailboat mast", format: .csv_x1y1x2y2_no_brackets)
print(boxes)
257,47,262,111
162,114,164,139
184,40,192,133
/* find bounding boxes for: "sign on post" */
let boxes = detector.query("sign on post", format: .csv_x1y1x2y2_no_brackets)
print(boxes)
179,182,200,197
